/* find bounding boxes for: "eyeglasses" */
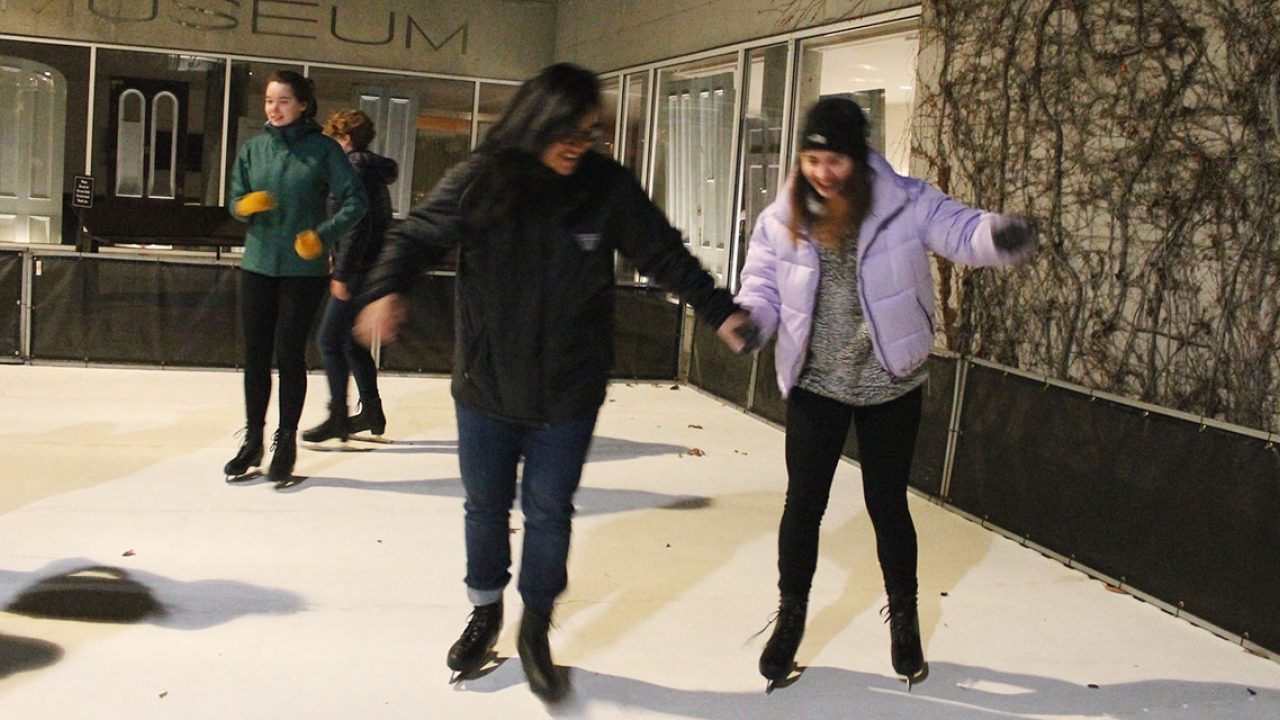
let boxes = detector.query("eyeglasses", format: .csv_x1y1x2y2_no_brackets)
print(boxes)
559,124,604,146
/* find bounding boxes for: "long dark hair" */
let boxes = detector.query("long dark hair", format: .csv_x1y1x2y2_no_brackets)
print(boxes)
463,64,601,228
267,70,318,122
477,63,601,157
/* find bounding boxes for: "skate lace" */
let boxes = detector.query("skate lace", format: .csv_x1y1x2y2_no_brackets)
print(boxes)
748,605,803,646
748,611,779,643
880,602,907,627
881,602,919,648
461,606,501,642
229,427,261,459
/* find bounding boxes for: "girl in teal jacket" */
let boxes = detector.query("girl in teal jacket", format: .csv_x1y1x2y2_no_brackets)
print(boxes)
223,70,366,485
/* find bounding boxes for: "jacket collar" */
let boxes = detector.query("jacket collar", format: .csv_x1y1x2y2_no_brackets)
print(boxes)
863,149,910,221
264,118,321,143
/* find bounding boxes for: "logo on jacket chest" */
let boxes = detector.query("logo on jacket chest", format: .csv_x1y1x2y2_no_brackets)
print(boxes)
573,233,602,251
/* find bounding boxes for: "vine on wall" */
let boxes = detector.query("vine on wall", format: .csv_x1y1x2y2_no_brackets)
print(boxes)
914,0,1280,434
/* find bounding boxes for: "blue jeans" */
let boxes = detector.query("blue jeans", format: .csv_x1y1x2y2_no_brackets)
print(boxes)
316,276,380,408
455,403,598,615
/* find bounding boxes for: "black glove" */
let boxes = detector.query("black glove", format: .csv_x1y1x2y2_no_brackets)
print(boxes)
733,319,763,355
991,214,1037,258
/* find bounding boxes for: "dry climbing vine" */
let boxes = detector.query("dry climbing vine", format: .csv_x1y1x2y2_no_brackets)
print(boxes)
913,0,1280,434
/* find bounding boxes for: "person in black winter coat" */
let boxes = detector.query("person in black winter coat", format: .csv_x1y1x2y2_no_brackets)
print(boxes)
303,109,399,444
354,63,756,703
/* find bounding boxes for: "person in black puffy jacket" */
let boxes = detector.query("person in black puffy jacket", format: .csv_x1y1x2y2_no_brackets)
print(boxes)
354,63,755,703
302,109,399,444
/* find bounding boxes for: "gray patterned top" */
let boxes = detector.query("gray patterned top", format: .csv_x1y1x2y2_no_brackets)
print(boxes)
797,242,927,406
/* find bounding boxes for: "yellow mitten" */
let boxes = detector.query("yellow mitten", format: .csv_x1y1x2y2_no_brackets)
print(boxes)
294,230,323,260
235,190,275,216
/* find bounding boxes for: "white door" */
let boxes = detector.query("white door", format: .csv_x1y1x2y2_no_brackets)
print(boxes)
357,86,418,218
0,57,66,244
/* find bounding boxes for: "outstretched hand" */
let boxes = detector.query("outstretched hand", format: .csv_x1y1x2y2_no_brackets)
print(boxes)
991,214,1038,260
353,294,406,348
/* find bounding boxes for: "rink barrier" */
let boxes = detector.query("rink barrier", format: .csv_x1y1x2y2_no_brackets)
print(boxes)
6,245,682,380
0,249,20,360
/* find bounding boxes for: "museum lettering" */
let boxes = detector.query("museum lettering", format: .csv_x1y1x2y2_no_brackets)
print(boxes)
12,0,470,51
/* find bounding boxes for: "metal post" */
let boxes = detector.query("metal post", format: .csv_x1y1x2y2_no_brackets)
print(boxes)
938,356,969,500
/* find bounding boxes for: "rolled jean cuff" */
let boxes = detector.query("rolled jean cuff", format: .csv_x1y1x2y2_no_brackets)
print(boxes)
467,586,503,607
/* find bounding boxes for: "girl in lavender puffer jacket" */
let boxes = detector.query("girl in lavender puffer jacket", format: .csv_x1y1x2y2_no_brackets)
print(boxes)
736,97,1035,690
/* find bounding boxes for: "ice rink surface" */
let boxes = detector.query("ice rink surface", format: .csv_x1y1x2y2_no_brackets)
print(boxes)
1,364,1278,719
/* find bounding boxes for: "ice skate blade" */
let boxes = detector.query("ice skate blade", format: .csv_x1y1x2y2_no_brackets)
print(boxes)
448,653,503,684
763,666,803,693
273,475,308,490
349,432,392,444
899,662,929,691
224,470,263,484
302,441,373,453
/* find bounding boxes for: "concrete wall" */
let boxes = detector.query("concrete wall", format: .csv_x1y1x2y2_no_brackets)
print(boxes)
0,0,556,80
554,0,915,71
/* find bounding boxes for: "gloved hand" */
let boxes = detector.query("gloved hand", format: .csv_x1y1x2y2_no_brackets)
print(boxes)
733,319,764,355
991,214,1037,259
235,190,275,216
294,230,323,260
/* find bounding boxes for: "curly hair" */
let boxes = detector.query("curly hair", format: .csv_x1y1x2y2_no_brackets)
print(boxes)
323,109,376,150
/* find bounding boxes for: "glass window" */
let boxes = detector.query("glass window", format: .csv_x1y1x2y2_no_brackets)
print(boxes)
795,25,919,174
597,74,620,160
652,53,738,287
94,49,228,206
621,72,650,178
308,68,475,215
733,43,789,292
477,81,519,148
0,41,89,244
615,71,651,284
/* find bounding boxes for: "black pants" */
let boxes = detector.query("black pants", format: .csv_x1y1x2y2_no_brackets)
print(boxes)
777,385,923,601
238,271,329,434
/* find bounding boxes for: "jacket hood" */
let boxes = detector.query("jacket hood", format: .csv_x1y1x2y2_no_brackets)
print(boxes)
350,150,400,185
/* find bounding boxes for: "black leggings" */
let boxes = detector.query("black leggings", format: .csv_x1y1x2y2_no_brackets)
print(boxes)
777,386,922,601
238,271,329,434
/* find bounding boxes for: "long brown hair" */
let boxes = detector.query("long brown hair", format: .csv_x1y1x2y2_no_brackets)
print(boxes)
787,159,871,252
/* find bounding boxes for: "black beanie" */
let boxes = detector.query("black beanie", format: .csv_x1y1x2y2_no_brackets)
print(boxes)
799,97,869,164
